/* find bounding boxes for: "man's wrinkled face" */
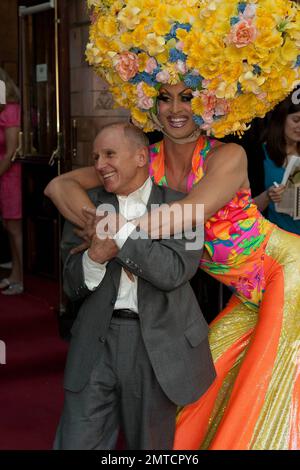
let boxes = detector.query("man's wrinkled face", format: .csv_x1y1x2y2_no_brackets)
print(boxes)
93,127,142,195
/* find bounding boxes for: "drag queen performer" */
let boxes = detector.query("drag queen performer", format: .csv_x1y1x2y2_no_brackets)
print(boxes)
46,0,300,449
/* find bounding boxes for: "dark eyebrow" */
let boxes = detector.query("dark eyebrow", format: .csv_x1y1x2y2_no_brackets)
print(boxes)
159,88,192,96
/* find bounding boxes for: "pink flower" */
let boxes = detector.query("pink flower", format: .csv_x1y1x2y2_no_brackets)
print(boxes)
202,92,217,113
156,70,170,84
176,60,188,74
115,52,139,81
145,57,157,74
257,92,267,101
137,95,154,110
242,5,256,20
175,41,184,51
202,111,214,124
202,79,210,88
136,83,154,109
215,99,230,116
200,122,213,132
137,82,144,97
90,11,98,25
228,20,257,48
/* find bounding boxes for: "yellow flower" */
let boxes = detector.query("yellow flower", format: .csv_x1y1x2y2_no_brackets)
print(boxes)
103,17,118,38
153,19,171,37
94,36,110,55
110,1,124,16
86,43,102,65
239,71,265,94
215,82,237,100
191,97,205,116
117,6,141,30
279,38,299,63
141,82,158,98
137,53,149,72
130,26,148,47
143,33,166,56
131,107,148,126
165,63,180,84
156,50,169,64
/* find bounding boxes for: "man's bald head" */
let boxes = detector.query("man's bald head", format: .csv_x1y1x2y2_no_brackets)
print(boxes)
97,122,149,152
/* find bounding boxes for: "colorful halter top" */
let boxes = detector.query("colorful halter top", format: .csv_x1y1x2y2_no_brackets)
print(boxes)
149,137,274,309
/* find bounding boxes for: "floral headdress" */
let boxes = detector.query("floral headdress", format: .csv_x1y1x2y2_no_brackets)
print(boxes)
86,0,300,137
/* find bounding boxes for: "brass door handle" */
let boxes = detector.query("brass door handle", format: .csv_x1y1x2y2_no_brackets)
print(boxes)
11,131,24,161
49,132,63,166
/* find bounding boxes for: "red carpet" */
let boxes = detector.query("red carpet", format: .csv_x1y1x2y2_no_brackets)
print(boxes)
0,276,68,450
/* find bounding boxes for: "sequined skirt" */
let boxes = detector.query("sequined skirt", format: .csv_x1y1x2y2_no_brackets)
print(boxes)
174,225,300,449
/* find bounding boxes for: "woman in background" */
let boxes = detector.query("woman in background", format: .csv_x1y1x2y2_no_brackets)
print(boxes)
0,68,23,295
253,96,300,234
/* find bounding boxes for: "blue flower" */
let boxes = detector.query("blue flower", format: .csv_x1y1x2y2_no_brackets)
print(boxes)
193,115,205,126
230,16,240,26
237,82,243,94
130,47,143,54
238,2,247,14
152,66,162,76
253,65,262,75
296,55,300,67
130,72,157,86
184,74,203,89
165,22,192,41
169,48,187,63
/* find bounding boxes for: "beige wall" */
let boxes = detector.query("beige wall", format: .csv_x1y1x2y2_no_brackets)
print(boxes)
69,0,129,168
0,0,18,83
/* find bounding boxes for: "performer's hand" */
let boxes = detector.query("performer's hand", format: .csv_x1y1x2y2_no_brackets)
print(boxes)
88,235,119,264
71,206,98,254
95,210,127,239
267,184,285,203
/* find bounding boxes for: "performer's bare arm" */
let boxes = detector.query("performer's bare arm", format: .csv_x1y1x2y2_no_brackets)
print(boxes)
44,166,100,227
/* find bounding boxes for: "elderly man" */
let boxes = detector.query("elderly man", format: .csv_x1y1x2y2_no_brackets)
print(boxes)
53,122,215,450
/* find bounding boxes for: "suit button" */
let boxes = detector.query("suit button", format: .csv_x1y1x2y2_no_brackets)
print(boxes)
111,298,115,305
98,337,105,343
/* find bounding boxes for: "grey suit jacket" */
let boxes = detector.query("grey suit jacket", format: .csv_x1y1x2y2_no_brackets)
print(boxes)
61,183,216,406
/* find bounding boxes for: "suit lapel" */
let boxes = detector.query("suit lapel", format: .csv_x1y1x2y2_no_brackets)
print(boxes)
137,184,164,311
94,189,119,212
146,183,164,210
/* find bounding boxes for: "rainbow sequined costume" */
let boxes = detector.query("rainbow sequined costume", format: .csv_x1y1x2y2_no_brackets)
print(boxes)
149,137,300,449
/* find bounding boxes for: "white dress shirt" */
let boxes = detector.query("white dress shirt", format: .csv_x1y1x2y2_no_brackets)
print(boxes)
82,177,153,313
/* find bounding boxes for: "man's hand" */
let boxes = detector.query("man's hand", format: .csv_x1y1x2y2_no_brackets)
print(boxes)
88,235,119,264
70,205,127,255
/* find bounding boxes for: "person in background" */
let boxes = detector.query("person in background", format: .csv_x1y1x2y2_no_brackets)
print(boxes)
252,95,300,235
0,68,23,295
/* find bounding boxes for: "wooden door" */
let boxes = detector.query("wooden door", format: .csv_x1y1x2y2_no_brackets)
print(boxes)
17,0,71,296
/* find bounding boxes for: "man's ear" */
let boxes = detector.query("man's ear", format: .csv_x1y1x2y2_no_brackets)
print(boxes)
136,146,149,168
